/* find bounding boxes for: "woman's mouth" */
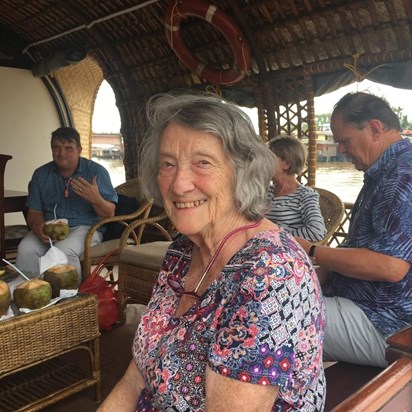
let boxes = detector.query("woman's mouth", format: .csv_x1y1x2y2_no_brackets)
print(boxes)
175,200,206,209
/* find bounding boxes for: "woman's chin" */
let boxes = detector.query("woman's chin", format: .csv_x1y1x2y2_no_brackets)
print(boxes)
172,221,204,238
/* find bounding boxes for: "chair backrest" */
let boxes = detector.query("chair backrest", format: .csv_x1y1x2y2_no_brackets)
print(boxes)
115,178,142,200
114,178,173,243
313,187,345,245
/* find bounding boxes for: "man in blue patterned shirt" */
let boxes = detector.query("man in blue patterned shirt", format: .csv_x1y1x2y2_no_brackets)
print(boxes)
16,127,118,285
297,92,411,367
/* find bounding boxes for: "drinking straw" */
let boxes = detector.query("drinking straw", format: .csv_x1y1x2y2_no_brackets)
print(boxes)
53,204,57,220
2,258,30,281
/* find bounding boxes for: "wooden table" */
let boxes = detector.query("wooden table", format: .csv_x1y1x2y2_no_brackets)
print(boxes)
3,190,28,216
1,190,28,261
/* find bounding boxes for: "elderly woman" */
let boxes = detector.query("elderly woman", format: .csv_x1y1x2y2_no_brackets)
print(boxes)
98,93,326,411
266,134,326,242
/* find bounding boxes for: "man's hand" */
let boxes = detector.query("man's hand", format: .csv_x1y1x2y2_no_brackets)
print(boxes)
31,222,50,243
70,176,100,203
71,176,115,218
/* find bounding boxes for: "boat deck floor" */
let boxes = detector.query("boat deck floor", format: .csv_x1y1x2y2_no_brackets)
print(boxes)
41,304,145,412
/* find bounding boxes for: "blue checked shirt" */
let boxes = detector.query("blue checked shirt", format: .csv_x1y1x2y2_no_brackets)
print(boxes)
27,157,118,228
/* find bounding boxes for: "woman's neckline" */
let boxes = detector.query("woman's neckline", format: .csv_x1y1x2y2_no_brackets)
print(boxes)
192,220,262,294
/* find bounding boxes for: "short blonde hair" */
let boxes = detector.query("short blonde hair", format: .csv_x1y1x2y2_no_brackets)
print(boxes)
268,134,307,175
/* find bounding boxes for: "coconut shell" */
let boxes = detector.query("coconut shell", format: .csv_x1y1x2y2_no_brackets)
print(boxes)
43,264,78,289
43,219,69,241
13,279,52,309
0,280,11,316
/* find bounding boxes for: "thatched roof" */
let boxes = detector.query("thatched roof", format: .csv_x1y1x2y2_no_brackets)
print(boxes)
2,0,412,94
1,0,412,179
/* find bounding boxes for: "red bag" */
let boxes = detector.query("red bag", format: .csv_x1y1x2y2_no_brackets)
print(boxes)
79,249,119,330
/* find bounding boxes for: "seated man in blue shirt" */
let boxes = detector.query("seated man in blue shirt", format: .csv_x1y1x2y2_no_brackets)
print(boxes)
16,127,118,285
297,92,412,368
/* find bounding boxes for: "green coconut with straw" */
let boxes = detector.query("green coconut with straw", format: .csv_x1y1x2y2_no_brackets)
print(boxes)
13,278,52,309
43,204,69,241
2,258,51,310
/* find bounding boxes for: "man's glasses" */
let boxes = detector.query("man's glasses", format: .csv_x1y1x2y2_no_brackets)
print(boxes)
166,220,262,301
166,249,201,300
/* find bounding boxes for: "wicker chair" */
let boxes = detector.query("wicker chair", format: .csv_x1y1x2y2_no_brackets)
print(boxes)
117,212,173,323
80,178,153,281
313,187,345,246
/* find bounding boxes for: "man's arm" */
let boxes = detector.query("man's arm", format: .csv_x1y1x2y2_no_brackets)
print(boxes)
70,176,116,218
97,359,145,411
27,209,49,242
296,237,410,283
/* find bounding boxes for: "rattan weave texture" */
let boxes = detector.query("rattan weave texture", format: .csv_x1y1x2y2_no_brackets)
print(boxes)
0,294,100,411
0,294,99,375
314,187,345,246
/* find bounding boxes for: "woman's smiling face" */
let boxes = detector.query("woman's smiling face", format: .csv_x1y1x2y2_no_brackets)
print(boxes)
157,122,240,241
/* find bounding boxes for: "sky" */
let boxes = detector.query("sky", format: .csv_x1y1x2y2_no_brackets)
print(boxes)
92,79,412,133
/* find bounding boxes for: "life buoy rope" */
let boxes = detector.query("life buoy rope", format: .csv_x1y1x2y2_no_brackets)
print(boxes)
164,0,251,85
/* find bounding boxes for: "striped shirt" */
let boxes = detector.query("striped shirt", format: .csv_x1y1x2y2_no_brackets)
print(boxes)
266,184,326,241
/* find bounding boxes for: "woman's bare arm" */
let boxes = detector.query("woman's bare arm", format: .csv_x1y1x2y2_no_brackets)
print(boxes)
205,366,279,412
97,360,145,411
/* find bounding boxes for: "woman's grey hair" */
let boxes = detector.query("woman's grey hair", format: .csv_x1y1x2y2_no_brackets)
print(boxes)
138,91,276,220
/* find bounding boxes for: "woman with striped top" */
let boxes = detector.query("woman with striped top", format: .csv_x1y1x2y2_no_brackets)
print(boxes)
266,134,326,241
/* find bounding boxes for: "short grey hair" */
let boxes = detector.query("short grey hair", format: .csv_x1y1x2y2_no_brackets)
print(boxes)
138,91,276,220
332,91,401,131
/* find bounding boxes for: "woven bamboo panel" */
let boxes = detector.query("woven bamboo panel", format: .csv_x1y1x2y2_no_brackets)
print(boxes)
54,56,104,158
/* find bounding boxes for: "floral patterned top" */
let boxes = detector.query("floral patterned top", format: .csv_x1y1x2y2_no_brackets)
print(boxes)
133,229,326,411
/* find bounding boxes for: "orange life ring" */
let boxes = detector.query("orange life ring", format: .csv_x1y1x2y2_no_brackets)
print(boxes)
164,0,251,85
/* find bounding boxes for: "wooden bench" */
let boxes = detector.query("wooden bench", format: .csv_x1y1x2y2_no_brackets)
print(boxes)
325,326,412,411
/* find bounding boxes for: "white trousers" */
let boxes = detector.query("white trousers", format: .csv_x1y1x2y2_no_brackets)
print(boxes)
323,296,388,368
15,225,103,285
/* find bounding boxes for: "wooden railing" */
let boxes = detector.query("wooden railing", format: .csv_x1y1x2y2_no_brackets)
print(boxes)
328,326,412,412
327,202,353,247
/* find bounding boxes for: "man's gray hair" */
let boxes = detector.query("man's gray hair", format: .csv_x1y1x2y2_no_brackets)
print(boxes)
139,91,275,220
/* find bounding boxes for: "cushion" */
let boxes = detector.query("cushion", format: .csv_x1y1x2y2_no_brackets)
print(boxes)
80,239,121,260
120,241,172,270
4,225,29,240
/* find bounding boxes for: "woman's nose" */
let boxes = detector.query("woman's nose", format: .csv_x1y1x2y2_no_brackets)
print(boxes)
171,166,195,194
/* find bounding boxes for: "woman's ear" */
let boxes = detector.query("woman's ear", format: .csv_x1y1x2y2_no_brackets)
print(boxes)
282,160,291,172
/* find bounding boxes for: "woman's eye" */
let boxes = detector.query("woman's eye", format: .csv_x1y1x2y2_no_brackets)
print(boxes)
159,161,174,169
198,159,211,166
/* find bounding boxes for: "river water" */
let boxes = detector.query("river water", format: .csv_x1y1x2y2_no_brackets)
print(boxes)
315,162,363,204
95,158,363,205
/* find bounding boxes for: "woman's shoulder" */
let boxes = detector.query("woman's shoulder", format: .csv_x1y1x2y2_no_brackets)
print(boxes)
296,185,319,200
246,226,304,259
